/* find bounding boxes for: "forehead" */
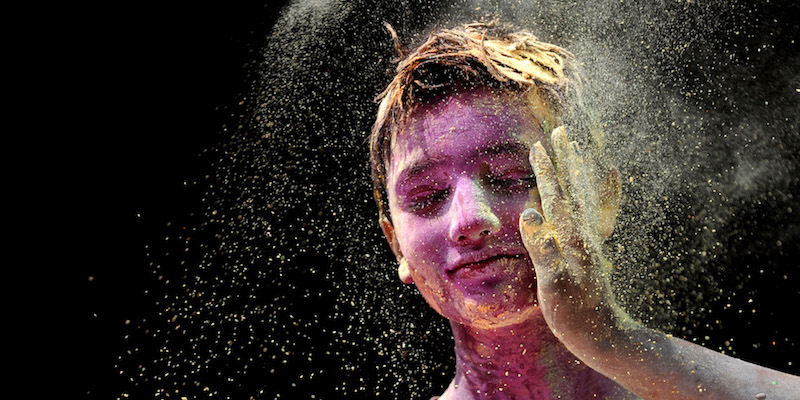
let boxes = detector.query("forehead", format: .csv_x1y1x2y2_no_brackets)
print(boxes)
388,89,541,177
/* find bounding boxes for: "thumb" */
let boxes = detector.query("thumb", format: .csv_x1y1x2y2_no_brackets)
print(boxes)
519,208,561,281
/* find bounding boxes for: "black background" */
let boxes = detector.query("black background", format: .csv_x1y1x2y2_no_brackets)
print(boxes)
58,2,291,398
51,1,799,399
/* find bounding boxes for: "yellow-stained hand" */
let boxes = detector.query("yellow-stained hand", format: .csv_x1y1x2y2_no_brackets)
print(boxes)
519,126,631,360
520,127,800,400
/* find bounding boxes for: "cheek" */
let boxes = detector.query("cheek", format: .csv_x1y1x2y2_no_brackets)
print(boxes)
394,218,452,315
495,189,542,228
395,218,446,267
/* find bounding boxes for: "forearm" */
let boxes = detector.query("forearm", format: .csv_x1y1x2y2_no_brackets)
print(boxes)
578,320,800,399
520,128,800,399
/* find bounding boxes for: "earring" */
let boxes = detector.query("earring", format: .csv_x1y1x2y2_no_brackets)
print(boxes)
397,259,413,284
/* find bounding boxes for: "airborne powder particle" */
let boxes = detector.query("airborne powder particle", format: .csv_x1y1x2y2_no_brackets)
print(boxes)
113,1,799,399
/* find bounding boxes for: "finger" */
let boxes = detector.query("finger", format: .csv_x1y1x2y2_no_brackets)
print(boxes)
550,126,573,199
565,140,600,240
529,141,578,243
554,128,598,225
552,127,590,227
531,141,591,276
598,166,622,238
519,208,562,283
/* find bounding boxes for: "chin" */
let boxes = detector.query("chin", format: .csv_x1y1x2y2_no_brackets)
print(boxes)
451,293,542,331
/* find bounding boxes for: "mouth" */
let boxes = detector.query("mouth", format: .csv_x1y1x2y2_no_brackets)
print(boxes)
447,253,526,276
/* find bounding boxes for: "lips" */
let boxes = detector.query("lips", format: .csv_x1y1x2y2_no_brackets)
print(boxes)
446,249,527,275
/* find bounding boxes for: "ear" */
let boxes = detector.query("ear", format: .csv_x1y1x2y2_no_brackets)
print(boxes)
380,214,414,284
598,166,622,239
379,214,402,260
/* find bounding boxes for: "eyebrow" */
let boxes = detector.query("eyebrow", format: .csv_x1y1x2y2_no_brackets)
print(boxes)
395,140,530,186
476,141,529,158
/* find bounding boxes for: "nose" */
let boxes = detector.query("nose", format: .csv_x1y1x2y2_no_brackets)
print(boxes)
448,177,501,245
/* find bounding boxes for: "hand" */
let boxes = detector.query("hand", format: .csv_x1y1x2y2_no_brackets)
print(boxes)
519,126,631,360
520,128,800,400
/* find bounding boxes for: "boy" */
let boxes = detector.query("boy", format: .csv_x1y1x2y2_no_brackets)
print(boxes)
369,21,799,399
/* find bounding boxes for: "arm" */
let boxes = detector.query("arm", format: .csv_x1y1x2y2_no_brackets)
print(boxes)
603,323,800,399
519,127,800,399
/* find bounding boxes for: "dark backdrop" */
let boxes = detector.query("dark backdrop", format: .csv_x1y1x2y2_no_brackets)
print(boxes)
67,2,291,398
64,2,799,399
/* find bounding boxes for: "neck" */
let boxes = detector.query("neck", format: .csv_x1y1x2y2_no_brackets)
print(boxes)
442,311,621,400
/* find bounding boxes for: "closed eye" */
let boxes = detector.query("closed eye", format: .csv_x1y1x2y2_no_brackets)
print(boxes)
405,188,450,214
487,173,536,191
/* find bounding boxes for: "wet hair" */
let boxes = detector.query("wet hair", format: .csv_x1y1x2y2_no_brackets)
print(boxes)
370,21,586,222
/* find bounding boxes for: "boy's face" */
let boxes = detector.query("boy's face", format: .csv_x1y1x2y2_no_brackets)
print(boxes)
385,88,547,329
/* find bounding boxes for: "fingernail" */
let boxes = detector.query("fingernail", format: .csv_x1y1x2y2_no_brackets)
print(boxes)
522,208,543,225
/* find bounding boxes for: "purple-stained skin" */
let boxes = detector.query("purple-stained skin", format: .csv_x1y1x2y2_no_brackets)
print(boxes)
383,88,630,399
386,88,544,329
382,87,800,399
